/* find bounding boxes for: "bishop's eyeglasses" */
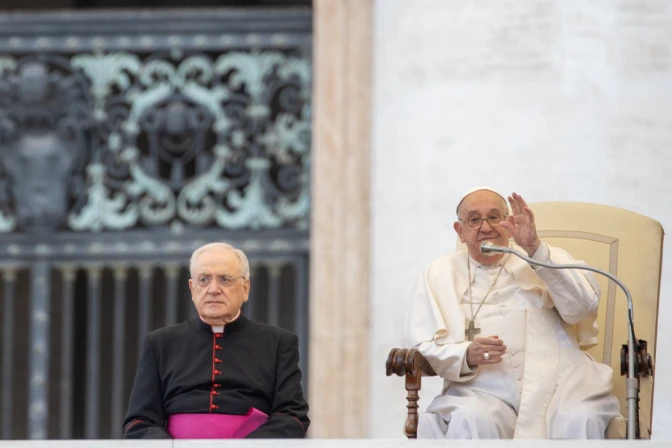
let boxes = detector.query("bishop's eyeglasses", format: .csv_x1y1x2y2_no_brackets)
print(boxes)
197,275,245,287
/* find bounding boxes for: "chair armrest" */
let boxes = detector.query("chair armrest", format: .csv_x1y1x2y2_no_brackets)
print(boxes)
386,348,437,438
386,348,437,377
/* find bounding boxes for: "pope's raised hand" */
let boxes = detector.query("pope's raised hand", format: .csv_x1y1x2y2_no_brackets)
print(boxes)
499,192,541,256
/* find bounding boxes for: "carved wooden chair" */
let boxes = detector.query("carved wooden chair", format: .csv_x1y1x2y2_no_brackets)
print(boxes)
387,202,662,439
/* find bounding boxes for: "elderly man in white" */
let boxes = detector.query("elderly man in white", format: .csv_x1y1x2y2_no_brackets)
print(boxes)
403,187,621,439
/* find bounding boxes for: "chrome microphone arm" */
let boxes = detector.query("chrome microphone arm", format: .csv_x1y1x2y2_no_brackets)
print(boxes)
480,242,641,439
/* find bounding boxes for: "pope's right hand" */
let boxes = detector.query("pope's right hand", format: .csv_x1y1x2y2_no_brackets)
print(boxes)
467,335,506,368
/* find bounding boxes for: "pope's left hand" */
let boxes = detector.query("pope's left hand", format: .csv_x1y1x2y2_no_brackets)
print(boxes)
499,192,541,257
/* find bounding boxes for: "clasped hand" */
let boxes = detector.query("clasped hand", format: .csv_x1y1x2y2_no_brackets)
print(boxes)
466,336,506,368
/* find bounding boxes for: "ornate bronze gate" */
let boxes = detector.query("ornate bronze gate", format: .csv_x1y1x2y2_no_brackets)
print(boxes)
0,8,311,439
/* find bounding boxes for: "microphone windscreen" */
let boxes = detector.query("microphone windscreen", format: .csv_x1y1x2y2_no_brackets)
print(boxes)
480,241,497,257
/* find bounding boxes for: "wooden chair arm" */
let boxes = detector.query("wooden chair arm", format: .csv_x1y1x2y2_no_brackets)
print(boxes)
386,348,437,438
386,348,437,377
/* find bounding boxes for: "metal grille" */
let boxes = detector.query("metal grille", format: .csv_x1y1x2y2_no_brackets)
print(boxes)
0,237,310,439
0,8,311,440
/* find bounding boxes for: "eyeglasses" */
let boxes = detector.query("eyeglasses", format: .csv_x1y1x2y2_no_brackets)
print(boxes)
459,213,507,230
196,275,246,288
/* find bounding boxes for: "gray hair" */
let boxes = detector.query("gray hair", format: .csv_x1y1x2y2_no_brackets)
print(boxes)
189,242,250,279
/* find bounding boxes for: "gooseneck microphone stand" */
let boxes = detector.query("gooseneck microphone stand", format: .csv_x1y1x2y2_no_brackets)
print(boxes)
480,241,651,439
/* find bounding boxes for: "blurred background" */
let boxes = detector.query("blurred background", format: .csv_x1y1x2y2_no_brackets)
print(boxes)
0,0,312,440
1,0,671,442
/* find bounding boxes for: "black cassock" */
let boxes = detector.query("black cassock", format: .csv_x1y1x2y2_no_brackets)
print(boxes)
122,315,309,439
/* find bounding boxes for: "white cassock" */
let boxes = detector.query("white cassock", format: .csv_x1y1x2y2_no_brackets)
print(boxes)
402,242,621,439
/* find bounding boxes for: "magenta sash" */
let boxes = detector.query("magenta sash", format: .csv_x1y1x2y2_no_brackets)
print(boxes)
167,408,269,439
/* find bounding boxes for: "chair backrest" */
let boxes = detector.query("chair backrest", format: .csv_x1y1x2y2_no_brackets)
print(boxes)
456,201,663,431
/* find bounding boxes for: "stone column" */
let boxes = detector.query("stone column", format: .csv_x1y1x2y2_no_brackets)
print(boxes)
309,0,374,438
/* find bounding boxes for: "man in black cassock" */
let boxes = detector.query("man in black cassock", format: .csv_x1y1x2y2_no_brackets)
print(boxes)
122,242,309,439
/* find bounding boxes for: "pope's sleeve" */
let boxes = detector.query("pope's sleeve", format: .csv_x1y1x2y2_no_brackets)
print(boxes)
417,340,478,382
531,242,601,325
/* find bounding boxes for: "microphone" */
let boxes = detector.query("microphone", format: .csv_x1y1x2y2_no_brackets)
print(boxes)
478,240,648,439
479,241,510,256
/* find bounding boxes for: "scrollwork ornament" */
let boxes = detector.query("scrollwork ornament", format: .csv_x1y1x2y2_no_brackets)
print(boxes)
68,164,138,232
0,45,311,233
121,147,176,226
276,189,309,230
71,52,142,121
215,51,286,101
216,158,283,230
176,145,231,226
258,113,310,163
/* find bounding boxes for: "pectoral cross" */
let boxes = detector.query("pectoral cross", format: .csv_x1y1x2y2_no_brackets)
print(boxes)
465,320,480,341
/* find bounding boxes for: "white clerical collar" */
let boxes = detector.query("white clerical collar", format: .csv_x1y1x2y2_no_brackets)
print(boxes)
468,252,511,271
202,309,241,333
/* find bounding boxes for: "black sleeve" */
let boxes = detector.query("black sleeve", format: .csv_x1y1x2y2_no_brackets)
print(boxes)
246,333,310,438
122,336,172,439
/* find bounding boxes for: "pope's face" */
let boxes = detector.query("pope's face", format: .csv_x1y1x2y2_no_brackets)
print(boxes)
189,248,250,325
454,190,511,264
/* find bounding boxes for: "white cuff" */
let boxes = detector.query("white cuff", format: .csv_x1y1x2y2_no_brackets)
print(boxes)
530,242,550,270
460,347,477,375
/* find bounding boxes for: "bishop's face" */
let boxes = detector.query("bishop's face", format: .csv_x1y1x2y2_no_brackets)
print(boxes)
454,190,511,265
189,248,250,325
